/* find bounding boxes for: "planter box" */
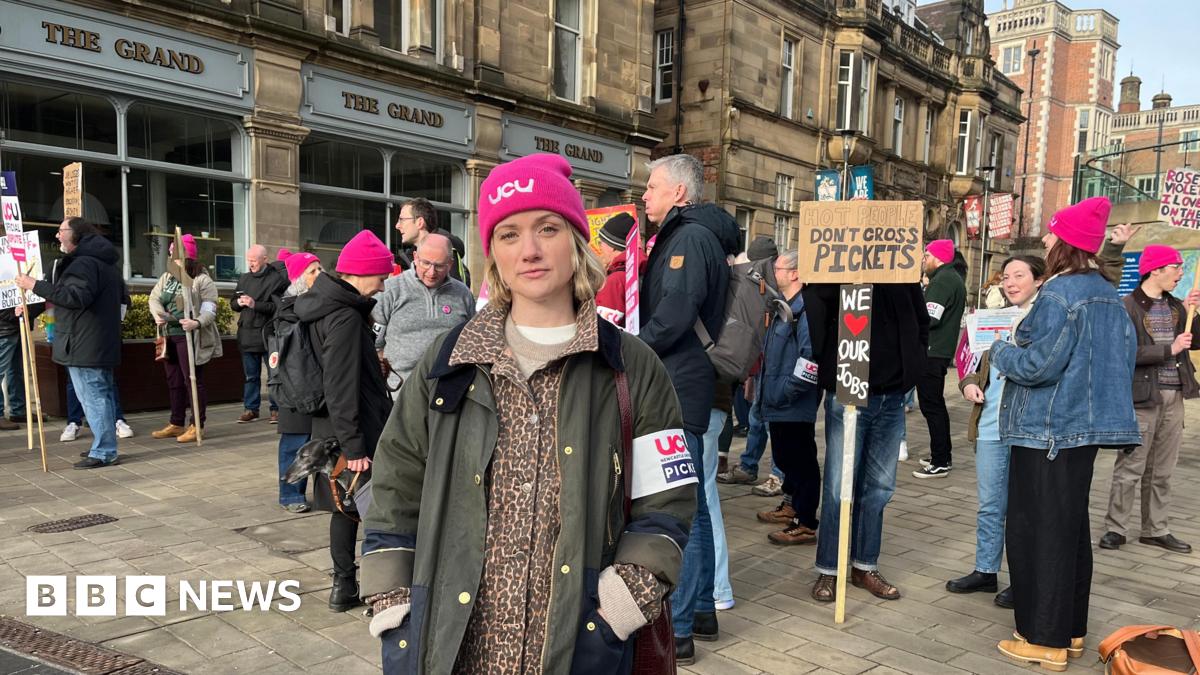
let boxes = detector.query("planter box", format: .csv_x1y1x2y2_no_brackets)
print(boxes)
35,337,245,417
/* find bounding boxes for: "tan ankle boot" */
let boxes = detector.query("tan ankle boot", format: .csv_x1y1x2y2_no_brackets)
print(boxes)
176,425,198,443
998,639,1068,672
151,423,185,439
1014,631,1085,659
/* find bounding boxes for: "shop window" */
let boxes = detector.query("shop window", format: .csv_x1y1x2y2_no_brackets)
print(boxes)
127,103,237,172
0,80,117,155
390,154,458,203
300,138,385,193
299,193,389,269
125,169,242,282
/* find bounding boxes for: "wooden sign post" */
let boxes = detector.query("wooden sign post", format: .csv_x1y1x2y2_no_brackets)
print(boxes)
798,200,923,624
170,227,203,446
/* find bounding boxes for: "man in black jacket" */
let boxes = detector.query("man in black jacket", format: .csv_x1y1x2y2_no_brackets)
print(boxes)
806,282,929,604
638,153,740,664
233,245,288,424
16,218,123,469
0,303,45,430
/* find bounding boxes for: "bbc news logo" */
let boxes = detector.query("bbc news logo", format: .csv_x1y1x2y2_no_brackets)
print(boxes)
27,576,302,616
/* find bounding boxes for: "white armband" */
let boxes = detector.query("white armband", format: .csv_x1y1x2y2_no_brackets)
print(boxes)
200,301,217,316
926,302,946,320
630,429,698,499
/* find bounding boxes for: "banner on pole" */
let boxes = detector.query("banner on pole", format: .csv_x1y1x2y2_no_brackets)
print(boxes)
988,193,1014,239
2,171,27,263
797,201,924,284
815,166,875,202
1159,167,1200,229
63,162,84,219
586,205,641,333
836,284,872,407
964,196,982,239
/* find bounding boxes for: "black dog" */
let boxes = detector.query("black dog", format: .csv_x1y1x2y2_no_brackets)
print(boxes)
284,436,342,485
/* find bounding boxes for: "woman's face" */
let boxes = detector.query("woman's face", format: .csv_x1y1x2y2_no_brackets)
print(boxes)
1042,231,1059,252
301,262,322,289
490,210,576,307
1002,260,1042,306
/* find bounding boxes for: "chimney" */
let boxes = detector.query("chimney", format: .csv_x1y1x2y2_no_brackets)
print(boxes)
1152,91,1173,110
1118,75,1141,113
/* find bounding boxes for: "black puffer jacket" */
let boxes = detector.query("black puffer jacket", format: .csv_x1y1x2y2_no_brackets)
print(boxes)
638,203,740,434
233,264,288,353
294,273,390,461
32,234,123,368
272,294,313,436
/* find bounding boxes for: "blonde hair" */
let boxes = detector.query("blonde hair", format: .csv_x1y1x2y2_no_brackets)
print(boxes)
484,229,606,311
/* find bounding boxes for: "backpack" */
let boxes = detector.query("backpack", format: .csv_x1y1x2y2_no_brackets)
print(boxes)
695,257,786,384
267,301,326,415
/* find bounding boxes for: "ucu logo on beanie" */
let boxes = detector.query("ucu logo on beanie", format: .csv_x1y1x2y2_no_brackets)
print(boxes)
487,179,535,205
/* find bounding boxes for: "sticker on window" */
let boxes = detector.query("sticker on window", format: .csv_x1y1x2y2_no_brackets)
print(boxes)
630,429,698,499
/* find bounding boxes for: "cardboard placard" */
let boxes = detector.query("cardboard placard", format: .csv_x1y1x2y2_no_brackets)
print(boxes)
798,201,923,284
836,284,872,407
585,205,637,255
1,171,26,263
63,162,84,219
1160,167,1200,229
0,231,45,309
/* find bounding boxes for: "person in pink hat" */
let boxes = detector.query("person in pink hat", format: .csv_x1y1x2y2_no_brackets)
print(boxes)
912,238,966,479
990,197,1141,670
361,154,696,673
148,233,221,444
1098,244,1200,557
292,230,393,612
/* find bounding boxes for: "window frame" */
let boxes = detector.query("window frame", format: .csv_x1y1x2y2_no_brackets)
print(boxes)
956,109,973,175
1181,129,1200,153
552,0,583,102
1000,45,1023,75
654,29,674,105
781,37,796,120
923,107,936,164
858,54,875,135
892,96,905,157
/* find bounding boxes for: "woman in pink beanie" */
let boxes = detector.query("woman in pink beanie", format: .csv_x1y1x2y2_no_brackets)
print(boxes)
990,196,1141,670
362,154,696,673
293,229,393,612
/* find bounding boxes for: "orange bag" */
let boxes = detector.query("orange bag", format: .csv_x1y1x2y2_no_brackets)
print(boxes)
1098,625,1200,674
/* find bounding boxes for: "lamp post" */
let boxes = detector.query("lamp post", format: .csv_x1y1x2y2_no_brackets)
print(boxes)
840,129,856,200
977,166,996,308
1018,41,1040,239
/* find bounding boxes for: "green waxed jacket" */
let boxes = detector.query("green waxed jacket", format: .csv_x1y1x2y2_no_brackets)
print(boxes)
361,314,696,675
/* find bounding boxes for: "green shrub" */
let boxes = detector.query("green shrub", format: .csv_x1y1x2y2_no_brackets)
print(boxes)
122,294,236,340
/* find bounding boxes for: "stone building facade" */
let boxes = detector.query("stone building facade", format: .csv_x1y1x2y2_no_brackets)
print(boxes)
650,0,1023,282
986,0,1119,237
1098,78,1200,197
0,0,663,288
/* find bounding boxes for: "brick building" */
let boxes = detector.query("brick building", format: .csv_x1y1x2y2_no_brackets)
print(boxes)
0,0,664,288
987,0,1119,238
650,0,1023,284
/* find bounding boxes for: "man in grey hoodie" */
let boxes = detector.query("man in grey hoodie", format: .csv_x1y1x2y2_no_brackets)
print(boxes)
373,234,475,395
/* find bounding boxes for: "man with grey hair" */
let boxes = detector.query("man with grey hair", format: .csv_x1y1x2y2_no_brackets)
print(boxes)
233,244,287,423
639,153,740,665
373,233,474,396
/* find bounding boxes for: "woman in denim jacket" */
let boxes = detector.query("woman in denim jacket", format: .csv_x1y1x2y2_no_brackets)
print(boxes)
990,197,1140,672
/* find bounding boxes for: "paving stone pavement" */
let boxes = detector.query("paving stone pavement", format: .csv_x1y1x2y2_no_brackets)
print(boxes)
0,385,1197,674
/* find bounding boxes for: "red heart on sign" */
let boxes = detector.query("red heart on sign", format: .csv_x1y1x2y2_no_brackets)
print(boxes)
843,313,868,337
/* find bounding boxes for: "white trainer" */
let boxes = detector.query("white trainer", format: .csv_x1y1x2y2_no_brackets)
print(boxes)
898,440,908,461
60,422,79,442
115,420,134,439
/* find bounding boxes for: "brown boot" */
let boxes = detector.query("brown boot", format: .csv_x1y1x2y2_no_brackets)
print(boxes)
768,522,817,546
176,425,199,443
811,574,836,603
756,501,795,524
238,410,259,423
151,423,185,439
1014,632,1084,659
0,417,20,431
850,568,901,600
998,639,1068,672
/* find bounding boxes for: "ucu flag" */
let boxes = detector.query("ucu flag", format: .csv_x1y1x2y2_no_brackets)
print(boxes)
631,428,697,499
487,179,535,205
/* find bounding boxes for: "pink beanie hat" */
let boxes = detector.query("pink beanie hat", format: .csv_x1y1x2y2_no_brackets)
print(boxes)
276,247,293,262
169,234,198,260
1138,245,1183,276
336,230,393,276
926,239,955,264
285,252,320,282
1047,197,1111,254
477,154,588,256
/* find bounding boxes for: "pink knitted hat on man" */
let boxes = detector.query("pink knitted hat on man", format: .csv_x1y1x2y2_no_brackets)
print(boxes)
1047,197,1112,254
336,230,393,276
285,252,320,282
1138,245,1184,276
169,234,198,260
926,239,955,264
477,154,588,256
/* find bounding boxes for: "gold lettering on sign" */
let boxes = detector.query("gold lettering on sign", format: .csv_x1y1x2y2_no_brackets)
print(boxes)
40,21,205,73
386,103,445,128
42,21,101,52
565,143,604,163
534,136,561,153
341,91,380,114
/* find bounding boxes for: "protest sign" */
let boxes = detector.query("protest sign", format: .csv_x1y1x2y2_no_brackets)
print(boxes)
623,216,641,335
797,201,923,284
585,204,637,256
0,231,45,310
2,171,26,262
988,193,1014,239
954,327,981,379
1118,252,1141,297
966,306,1024,353
836,284,872,407
964,196,982,238
1159,167,1200,229
63,162,84,219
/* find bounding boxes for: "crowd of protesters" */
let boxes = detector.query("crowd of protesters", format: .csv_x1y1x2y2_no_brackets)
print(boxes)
11,148,1199,675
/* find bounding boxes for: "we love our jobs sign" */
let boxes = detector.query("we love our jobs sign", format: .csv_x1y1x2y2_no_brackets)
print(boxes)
797,201,924,284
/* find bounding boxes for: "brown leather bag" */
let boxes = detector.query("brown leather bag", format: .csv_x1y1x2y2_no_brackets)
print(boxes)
154,326,168,362
1099,625,1200,674
614,370,677,675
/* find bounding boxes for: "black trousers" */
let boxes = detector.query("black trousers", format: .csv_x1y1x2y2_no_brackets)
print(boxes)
768,421,820,530
917,356,953,467
330,510,360,577
1006,445,1097,648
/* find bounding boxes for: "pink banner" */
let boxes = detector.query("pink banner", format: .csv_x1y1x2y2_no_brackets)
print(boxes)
954,325,980,380
988,193,1014,239
623,217,641,335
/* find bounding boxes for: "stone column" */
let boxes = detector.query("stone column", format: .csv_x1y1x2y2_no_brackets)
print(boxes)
244,50,309,254
350,0,378,44
575,180,607,210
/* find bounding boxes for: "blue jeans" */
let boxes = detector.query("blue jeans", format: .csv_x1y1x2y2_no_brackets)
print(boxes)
0,335,25,417
242,351,276,413
68,367,118,462
975,438,1010,574
815,392,904,574
703,410,732,606
671,430,713,637
65,373,125,424
737,395,781,479
278,433,310,505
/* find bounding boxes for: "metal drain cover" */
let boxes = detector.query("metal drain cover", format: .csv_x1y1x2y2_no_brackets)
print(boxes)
27,514,118,534
0,617,183,674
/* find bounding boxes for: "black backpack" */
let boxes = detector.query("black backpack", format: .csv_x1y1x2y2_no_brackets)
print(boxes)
267,298,325,415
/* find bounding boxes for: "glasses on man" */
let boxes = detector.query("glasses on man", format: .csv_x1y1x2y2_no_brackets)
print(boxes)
414,257,451,273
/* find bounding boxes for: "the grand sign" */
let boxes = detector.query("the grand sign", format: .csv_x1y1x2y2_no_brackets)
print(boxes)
0,0,252,109
502,115,631,183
